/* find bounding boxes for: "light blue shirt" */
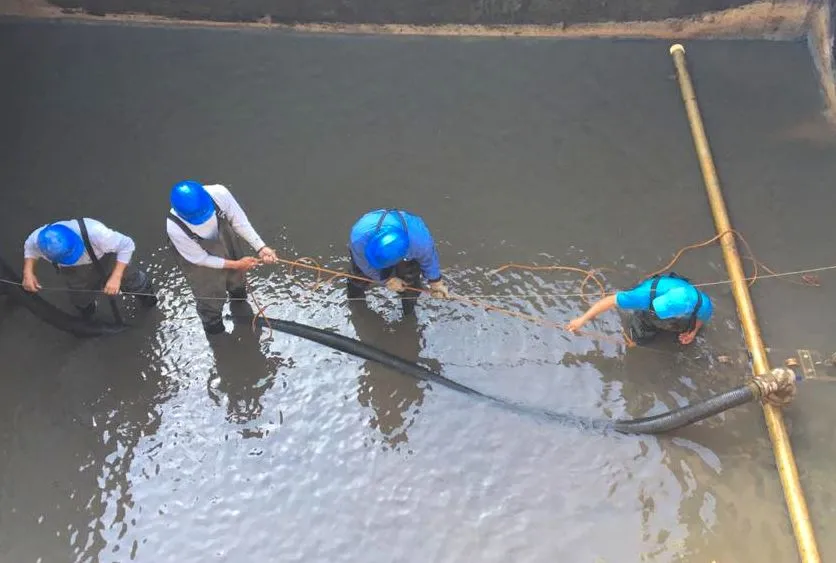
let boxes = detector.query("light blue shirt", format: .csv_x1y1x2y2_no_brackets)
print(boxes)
616,276,713,322
349,209,442,282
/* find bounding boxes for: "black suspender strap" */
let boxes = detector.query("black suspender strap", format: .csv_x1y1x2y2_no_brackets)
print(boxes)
688,292,703,332
647,275,662,314
647,272,703,330
76,218,125,325
77,218,106,280
168,212,204,242
374,209,409,234
167,196,223,242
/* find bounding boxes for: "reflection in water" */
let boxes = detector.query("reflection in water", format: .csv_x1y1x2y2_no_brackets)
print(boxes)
0,304,172,563
349,300,438,451
207,300,284,425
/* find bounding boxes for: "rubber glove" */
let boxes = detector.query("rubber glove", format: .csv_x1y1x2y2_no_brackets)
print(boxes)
429,279,449,298
385,277,406,292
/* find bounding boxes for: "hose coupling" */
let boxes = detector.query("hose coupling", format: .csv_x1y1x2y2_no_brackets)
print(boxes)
750,367,797,407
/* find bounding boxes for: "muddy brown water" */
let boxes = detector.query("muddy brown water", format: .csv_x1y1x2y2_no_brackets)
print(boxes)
1,20,835,563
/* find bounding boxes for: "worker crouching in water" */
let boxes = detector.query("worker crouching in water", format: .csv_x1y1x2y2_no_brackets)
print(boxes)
22,218,157,317
347,208,449,316
567,272,713,345
166,180,278,335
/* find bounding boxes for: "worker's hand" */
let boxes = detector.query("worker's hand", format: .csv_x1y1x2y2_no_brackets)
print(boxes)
385,277,406,292
234,257,261,271
566,317,586,333
429,280,449,299
22,272,41,293
258,246,278,265
678,329,698,345
103,274,123,296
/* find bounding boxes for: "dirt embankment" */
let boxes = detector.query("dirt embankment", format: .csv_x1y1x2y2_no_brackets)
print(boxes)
0,0,833,119
20,0,765,26
0,0,816,40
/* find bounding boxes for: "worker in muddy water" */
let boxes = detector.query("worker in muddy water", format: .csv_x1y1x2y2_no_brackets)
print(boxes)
566,272,713,345
21,218,157,318
347,208,449,316
166,180,278,335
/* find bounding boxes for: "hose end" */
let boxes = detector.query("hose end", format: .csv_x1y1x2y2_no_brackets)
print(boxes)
751,367,797,407
670,44,686,55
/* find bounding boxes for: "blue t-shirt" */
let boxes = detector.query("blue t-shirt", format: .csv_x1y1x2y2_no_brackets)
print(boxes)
615,276,713,322
349,209,441,282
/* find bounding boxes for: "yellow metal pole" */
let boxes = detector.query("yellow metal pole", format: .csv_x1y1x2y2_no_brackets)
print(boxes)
668,43,821,563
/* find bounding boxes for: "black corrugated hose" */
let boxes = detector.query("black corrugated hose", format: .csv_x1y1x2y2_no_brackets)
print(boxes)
249,316,759,435
0,252,760,436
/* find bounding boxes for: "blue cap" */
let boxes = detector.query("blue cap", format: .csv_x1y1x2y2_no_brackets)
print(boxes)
170,180,215,225
365,228,409,270
37,224,84,265
652,286,699,319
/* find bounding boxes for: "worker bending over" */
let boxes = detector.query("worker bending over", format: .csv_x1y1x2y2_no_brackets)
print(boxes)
166,180,278,335
347,208,449,316
567,272,712,345
22,218,157,318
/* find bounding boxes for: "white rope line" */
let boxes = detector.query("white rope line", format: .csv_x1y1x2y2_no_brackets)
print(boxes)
1,262,834,301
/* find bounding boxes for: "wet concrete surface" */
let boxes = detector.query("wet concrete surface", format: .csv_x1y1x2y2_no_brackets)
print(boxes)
1,20,835,563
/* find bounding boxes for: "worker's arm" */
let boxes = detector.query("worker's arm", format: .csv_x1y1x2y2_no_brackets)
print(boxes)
678,320,703,345
103,261,128,295
348,244,383,283
83,220,136,295
406,216,449,297
22,229,43,292
21,257,41,292
566,294,618,332
167,219,257,271
86,219,136,264
679,293,712,344
410,223,442,283
213,186,277,264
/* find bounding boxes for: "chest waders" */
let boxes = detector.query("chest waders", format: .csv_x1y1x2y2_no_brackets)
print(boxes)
347,209,424,316
51,219,154,322
628,272,703,345
167,198,248,333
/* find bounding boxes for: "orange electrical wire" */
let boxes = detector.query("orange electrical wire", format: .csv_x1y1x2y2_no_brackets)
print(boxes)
242,229,819,349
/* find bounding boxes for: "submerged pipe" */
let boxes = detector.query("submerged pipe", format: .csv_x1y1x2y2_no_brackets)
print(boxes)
248,315,784,435
0,256,125,337
670,44,819,562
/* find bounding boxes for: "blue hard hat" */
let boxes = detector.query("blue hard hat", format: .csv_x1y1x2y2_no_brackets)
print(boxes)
365,228,409,270
37,224,84,265
170,180,214,225
652,286,698,319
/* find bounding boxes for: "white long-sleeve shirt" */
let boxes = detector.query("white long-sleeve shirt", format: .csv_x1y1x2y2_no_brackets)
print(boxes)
24,218,136,265
166,184,266,269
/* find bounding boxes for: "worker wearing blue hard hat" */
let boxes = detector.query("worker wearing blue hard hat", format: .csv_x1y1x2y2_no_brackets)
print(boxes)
347,208,449,316
22,218,157,318
166,180,278,335
567,272,713,345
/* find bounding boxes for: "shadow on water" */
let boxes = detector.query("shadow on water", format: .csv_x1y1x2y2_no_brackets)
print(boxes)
0,299,172,563
206,300,284,425
348,299,434,451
